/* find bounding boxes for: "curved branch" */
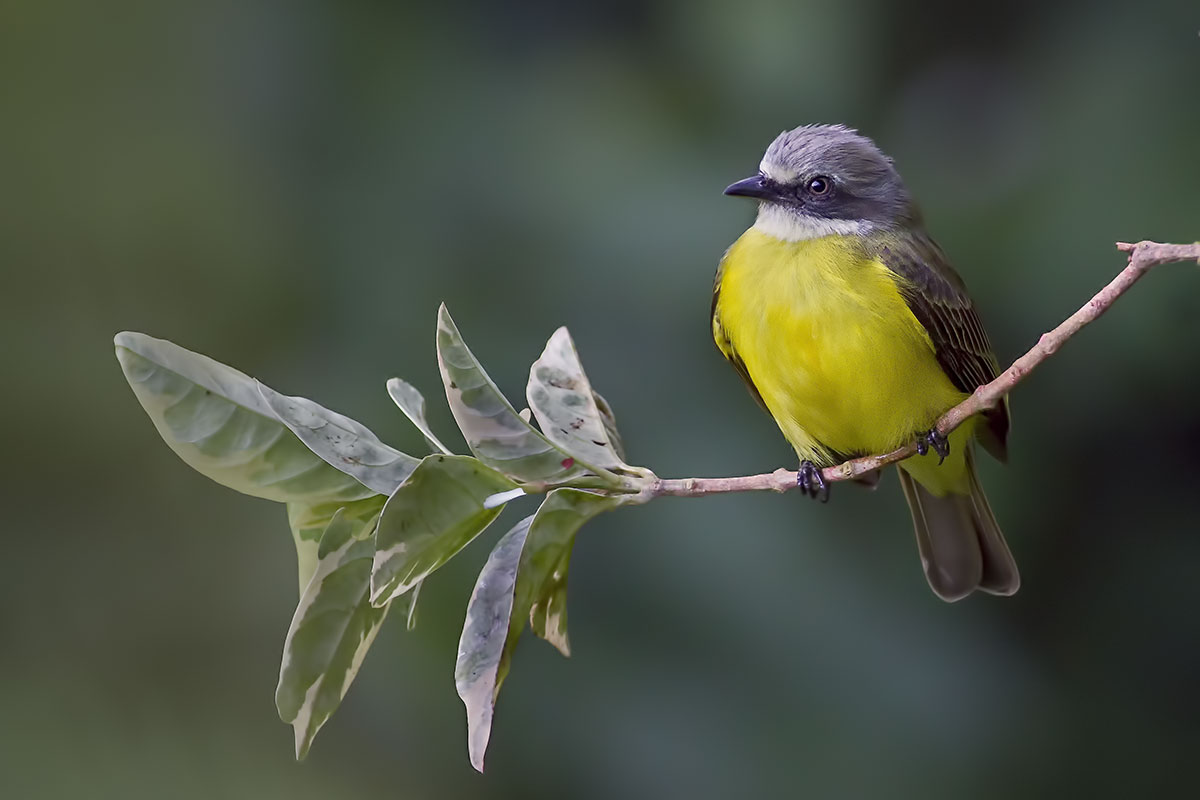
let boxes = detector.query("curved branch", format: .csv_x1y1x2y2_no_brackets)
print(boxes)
647,240,1200,500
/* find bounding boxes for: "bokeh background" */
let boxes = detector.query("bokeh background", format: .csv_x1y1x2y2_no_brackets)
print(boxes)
4,1,1199,797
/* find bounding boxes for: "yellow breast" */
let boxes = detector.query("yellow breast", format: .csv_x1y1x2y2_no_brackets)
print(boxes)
714,228,966,463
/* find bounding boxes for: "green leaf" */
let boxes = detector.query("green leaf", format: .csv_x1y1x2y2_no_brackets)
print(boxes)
115,332,375,505
402,579,422,631
288,496,424,625
276,507,390,760
386,377,452,455
526,327,631,472
370,454,518,606
455,488,620,772
287,495,386,593
436,305,611,485
257,382,419,496
522,489,617,657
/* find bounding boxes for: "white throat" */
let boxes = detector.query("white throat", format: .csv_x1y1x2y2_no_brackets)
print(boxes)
752,204,870,242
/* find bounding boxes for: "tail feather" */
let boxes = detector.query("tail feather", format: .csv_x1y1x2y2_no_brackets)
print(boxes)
964,447,1020,596
898,447,1019,602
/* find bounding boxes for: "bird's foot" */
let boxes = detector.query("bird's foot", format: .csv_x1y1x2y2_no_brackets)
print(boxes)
796,460,830,503
915,428,950,464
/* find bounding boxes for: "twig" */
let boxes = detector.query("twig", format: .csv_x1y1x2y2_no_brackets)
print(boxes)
646,240,1200,500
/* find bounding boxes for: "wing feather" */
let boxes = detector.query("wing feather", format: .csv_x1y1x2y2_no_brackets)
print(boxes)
872,233,1010,462
711,259,767,411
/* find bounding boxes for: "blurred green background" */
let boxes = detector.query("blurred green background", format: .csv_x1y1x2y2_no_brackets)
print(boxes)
4,0,1199,797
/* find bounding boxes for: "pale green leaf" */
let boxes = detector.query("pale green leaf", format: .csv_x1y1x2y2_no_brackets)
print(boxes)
370,454,517,606
276,507,390,760
455,514,530,773
592,390,626,463
436,305,612,484
455,488,620,772
526,327,629,472
291,522,321,601
522,489,618,657
115,332,375,505
386,377,452,455
288,494,423,621
287,494,386,594
257,382,419,495
402,579,422,631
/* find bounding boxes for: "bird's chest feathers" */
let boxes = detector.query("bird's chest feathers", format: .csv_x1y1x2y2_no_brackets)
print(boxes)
718,231,949,456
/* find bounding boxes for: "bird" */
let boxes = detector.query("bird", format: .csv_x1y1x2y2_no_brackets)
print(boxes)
712,124,1019,601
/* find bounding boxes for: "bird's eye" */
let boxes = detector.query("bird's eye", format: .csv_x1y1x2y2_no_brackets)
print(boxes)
807,176,831,195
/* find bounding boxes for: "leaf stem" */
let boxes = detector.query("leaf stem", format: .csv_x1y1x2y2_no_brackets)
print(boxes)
521,475,646,495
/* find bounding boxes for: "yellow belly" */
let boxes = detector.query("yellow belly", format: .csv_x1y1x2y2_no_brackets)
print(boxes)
714,229,968,468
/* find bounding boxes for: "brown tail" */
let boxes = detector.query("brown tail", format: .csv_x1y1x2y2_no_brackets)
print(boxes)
897,447,1020,602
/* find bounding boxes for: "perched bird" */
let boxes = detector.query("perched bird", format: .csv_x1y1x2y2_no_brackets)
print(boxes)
712,124,1018,601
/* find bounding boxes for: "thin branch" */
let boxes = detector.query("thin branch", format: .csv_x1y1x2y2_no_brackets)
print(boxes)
645,240,1200,500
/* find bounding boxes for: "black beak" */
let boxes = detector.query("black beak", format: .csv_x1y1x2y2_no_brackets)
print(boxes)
723,175,779,201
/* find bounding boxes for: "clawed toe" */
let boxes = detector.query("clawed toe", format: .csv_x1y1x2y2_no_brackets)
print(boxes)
796,460,830,503
915,428,950,464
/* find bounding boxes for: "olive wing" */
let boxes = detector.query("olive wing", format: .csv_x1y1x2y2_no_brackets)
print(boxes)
874,233,1010,462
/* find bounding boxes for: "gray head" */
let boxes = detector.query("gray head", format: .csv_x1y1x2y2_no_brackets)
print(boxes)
725,125,915,240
